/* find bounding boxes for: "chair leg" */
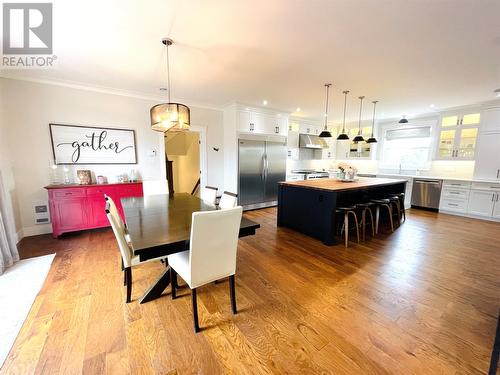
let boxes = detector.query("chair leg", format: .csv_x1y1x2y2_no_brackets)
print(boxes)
375,206,380,234
401,199,406,221
367,207,375,237
170,268,177,299
191,288,200,333
344,212,349,247
123,269,127,286
349,211,360,243
125,267,132,303
229,275,237,314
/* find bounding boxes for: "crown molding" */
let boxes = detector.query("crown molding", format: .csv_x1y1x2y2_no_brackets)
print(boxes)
0,74,224,112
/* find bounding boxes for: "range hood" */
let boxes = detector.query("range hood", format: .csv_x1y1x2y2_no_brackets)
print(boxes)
299,134,329,149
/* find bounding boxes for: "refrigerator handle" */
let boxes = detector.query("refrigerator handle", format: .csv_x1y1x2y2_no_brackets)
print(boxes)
261,155,266,180
264,154,269,180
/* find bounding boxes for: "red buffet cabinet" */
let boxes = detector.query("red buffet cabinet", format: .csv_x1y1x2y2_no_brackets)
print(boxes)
45,182,143,238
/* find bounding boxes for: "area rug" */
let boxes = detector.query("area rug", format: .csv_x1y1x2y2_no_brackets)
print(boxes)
0,253,55,368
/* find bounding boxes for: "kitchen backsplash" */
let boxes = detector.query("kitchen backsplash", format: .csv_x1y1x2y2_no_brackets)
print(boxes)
287,159,475,179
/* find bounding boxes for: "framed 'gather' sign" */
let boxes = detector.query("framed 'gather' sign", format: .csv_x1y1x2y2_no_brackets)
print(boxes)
49,123,137,165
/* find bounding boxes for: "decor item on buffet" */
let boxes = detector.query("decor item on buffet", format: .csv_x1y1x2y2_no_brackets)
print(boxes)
337,162,358,181
77,170,92,185
96,175,107,184
62,166,74,184
129,169,138,182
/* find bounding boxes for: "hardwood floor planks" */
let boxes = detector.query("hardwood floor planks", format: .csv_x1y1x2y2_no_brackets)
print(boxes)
1,208,499,374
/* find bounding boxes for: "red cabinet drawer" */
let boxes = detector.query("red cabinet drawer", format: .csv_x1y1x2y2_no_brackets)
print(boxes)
86,186,116,197
53,188,86,198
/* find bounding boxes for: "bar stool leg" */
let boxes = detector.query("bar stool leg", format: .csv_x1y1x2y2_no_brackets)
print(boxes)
385,204,394,232
375,206,380,234
349,211,360,243
361,208,366,241
367,207,375,237
344,212,349,247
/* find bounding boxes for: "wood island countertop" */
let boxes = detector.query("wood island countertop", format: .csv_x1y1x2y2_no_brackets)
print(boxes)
278,177,407,192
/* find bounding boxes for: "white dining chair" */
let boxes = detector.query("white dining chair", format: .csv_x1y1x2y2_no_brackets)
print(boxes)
106,201,167,303
200,186,218,205
142,179,169,196
168,206,243,332
218,191,238,209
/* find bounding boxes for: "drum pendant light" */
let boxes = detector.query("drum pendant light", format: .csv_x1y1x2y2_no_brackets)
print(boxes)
337,90,350,140
366,100,378,143
353,96,365,143
319,83,333,138
150,38,190,132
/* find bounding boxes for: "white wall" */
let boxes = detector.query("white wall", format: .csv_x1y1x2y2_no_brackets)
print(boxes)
1,77,224,237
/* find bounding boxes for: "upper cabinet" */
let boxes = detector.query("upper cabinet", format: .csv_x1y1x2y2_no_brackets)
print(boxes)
480,107,500,133
237,108,288,136
436,110,480,160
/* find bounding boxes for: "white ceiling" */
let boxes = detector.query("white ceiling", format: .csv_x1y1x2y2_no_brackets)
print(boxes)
3,0,500,122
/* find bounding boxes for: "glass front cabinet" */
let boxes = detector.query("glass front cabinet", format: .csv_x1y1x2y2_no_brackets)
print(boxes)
436,110,480,160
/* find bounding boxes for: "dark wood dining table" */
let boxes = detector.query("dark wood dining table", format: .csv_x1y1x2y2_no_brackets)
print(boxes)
121,193,260,304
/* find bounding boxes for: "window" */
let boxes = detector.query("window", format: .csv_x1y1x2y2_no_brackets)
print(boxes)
380,126,433,169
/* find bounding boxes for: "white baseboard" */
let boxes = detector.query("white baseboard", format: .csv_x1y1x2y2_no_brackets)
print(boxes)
21,224,52,238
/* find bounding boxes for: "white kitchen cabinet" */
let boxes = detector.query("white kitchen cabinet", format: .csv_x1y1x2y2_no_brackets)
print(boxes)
480,107,500,133
321,138,335,160
473,133,500,180
336,140,350,160
299,122,322,135
286,148,299,160
436,110,480,160
439,180,471,214
467,190,495,217
493,194,500,218
238,110,288,136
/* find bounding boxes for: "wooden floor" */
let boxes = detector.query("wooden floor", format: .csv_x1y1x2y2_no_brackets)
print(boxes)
2,208,499,374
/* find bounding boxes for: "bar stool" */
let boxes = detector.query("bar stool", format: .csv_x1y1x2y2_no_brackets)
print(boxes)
336,206,360,247
390,193,406,222
370,199,394,234
356,202,375,241
388,196,401,225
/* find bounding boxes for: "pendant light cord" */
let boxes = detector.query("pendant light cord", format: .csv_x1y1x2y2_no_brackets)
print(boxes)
166,42,171,103
324,84,332,129
358,96,365,135
342,90,349,132
371,101,378,137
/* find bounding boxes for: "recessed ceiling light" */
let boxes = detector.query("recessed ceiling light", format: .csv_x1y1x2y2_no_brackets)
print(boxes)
296,107,301,112
495,89,500,97
430,104,435,108
263,100,268,106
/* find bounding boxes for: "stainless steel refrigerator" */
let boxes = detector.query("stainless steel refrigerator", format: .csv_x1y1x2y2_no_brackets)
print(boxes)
238,137,287,210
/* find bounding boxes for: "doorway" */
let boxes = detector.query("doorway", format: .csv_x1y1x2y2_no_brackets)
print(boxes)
165,132,201,195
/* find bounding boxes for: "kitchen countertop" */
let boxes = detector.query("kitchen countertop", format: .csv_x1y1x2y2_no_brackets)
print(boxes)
359,173,500,184
278,177,407,192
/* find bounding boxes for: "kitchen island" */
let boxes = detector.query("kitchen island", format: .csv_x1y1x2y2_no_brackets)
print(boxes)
277,177,407,245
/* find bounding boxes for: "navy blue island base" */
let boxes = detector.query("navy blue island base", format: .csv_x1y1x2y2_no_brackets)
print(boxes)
277,178,407,245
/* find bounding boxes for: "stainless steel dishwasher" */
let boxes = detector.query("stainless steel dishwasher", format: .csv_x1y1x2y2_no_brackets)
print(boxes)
411,178,443,210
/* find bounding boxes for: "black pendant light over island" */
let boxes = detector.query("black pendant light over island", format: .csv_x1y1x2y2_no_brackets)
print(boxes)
366,100,378,143
319,83,333,138
337,90,350,140
150,38,190,133
398,115,408,124
353,96,365,143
